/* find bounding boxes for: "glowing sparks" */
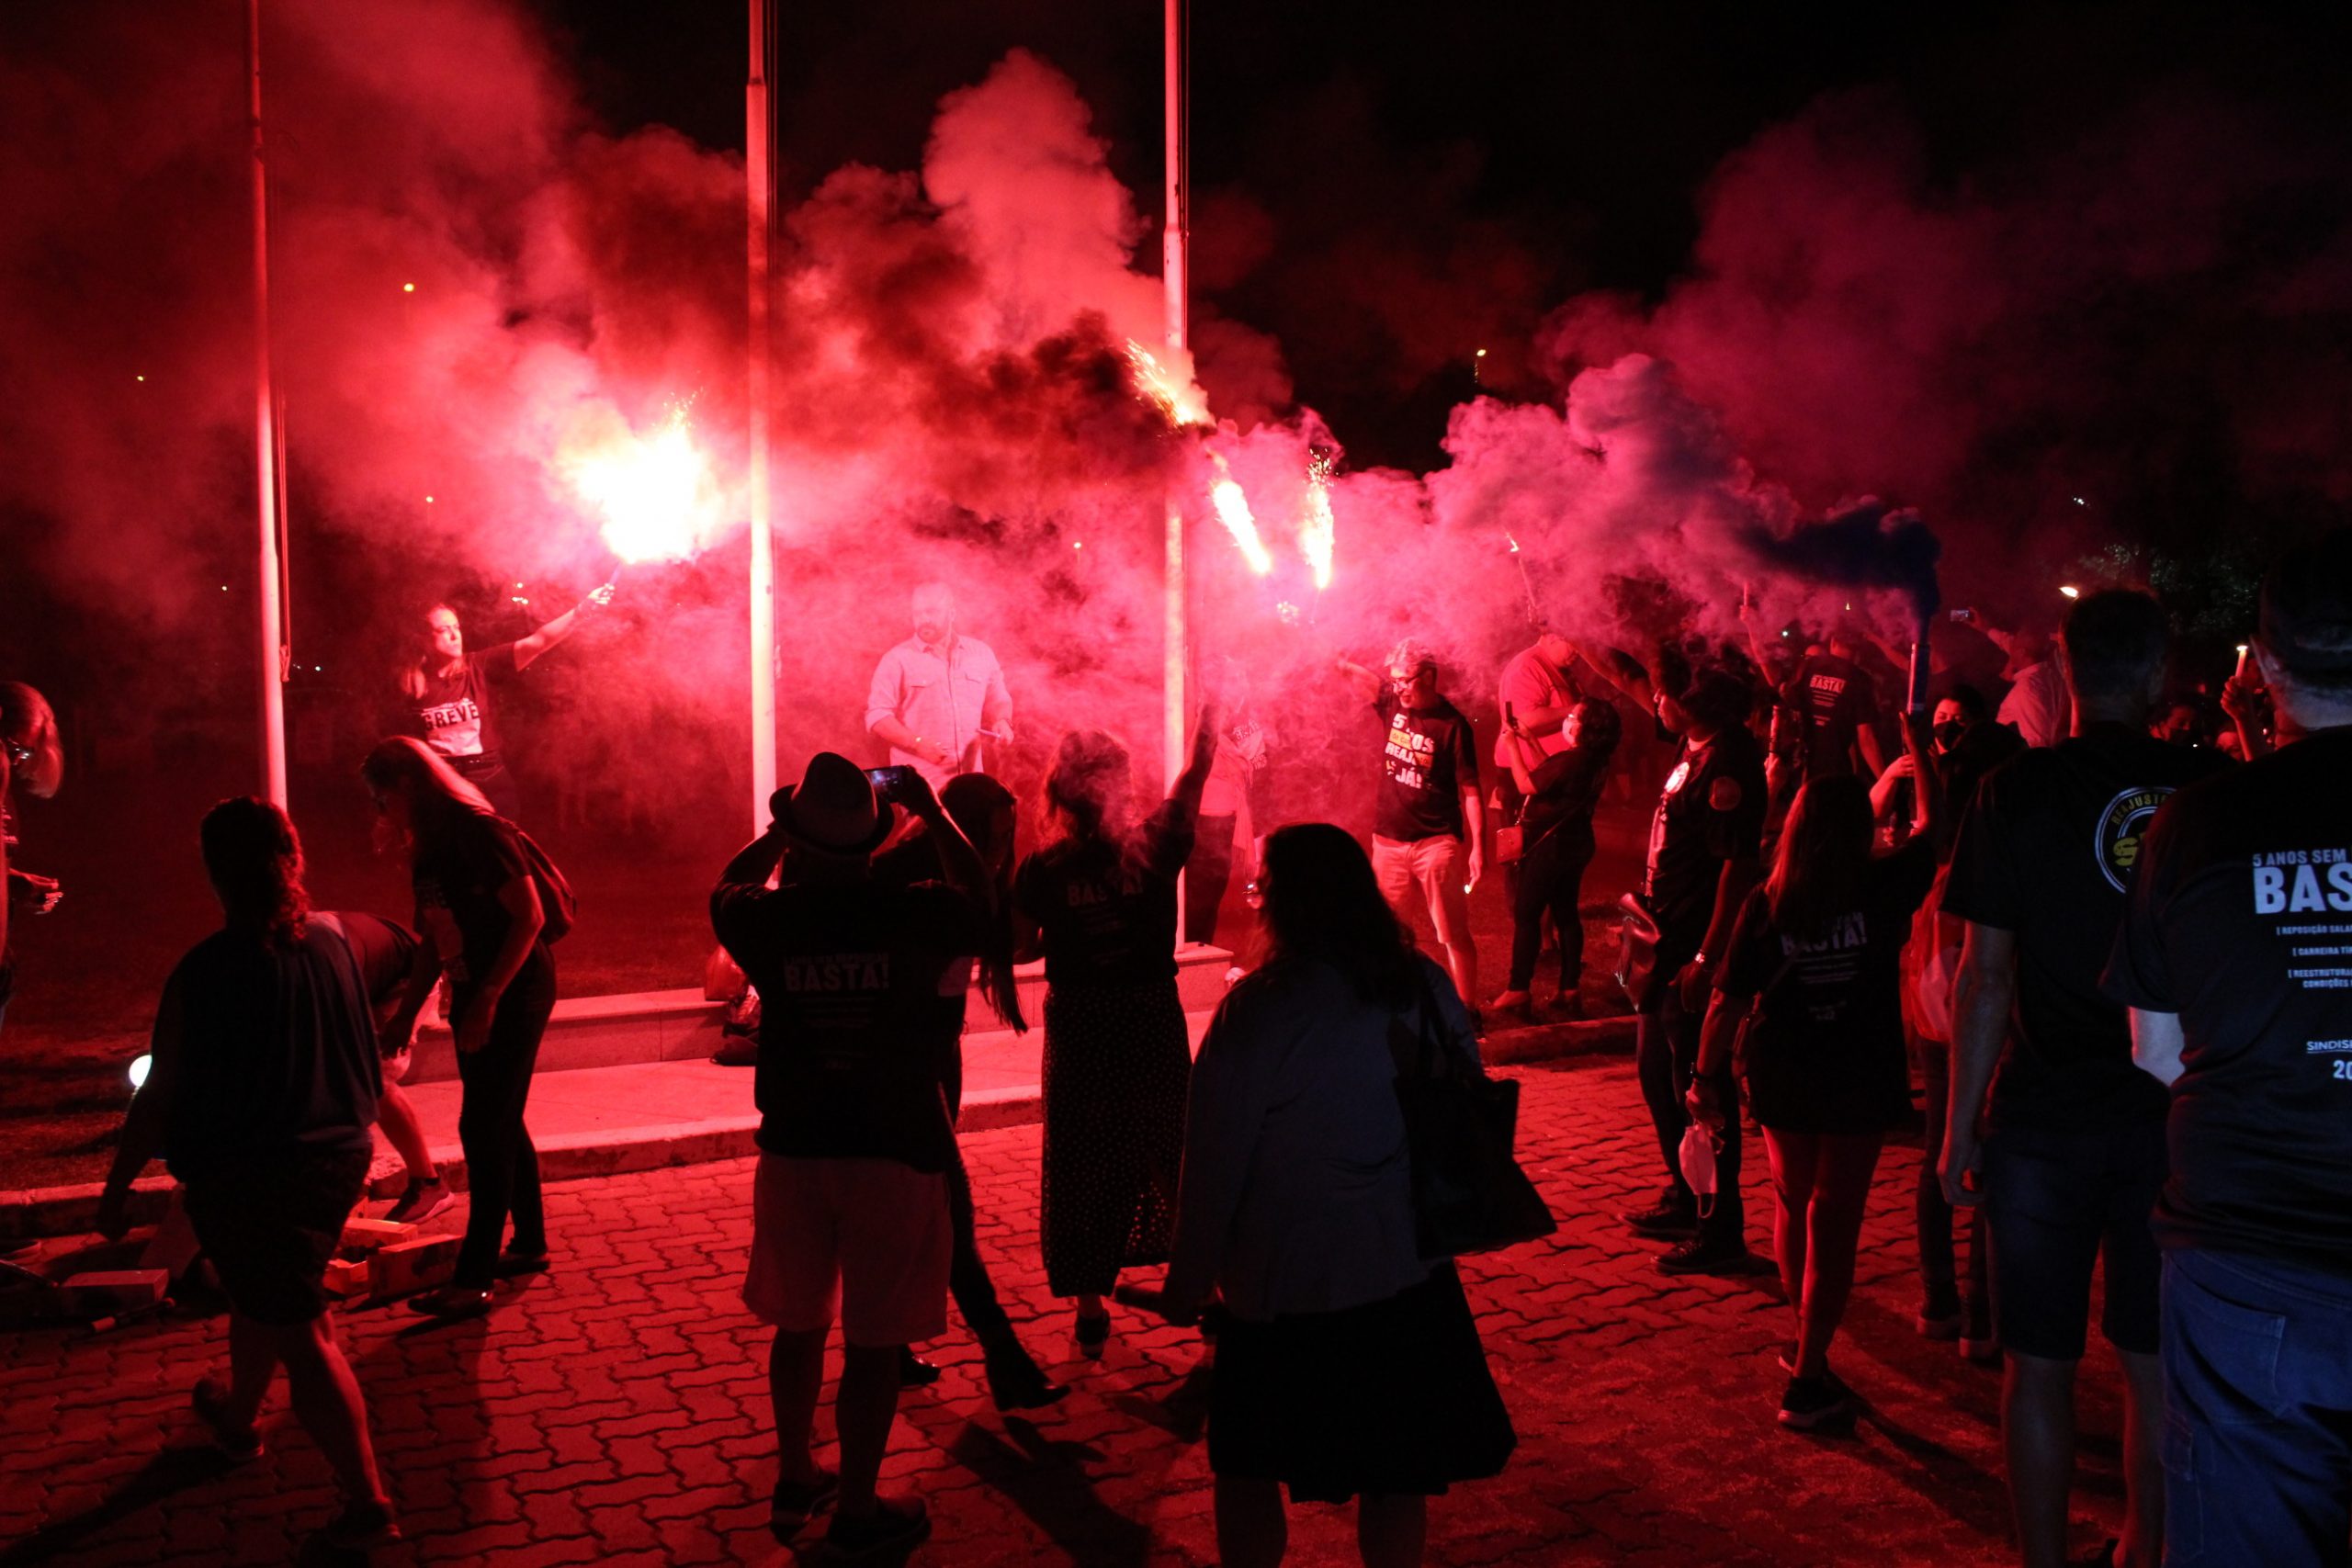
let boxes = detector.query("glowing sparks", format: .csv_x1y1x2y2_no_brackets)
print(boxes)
1301,451,1337,591
1125,340,1210,428
564,409,716,565
1209,456,1273,576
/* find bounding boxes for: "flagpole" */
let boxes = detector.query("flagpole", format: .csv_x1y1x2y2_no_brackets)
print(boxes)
746,0,778,830
1162,0,1188,790
250,0,288,807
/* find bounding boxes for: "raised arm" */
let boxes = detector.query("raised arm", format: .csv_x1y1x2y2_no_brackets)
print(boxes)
1567,639,1657,716
1903,709,1946,850
1334,657,1383,704
513,581,616,671
1167,704,1223,824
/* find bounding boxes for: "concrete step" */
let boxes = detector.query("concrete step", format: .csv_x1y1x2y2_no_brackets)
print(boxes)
404,942,1238,1083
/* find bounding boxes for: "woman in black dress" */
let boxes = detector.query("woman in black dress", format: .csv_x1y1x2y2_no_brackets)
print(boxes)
1691,710,1940,1430
1013,707,1216,1357
1489,695,1622,1022
362,736,557,1320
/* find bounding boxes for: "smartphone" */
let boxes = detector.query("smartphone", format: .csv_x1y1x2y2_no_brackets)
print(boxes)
865,764,919,798
1949,607,1976,624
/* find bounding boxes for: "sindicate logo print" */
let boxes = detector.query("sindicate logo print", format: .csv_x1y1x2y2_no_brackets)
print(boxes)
2095,786,2176,893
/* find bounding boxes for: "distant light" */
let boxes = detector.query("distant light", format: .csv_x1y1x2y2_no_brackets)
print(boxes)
1475,348,1487,358
2059,584,2081,600
129,1055,151,1090
135,375,145,382
402,283,415,293
2072,496,2086,506
512,596,529,605
1781,629,1791,637
1071,540,1083,550
424,495,435,504
220,585,228,592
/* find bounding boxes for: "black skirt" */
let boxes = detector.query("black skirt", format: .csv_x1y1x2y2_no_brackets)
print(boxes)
1209,1262,1516,1505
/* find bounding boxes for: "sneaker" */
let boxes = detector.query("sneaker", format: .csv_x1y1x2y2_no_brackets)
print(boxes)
1657,1235,1759,1277
1623,1197,1700,1239
898,1350,942,1388
384,1178,452,1226
823,1495,930,1562
319,1497,401,1550
190,1377,263,1464
1778,1372,1857,1432
769,1468,839,1541
1917,1289,1962,1340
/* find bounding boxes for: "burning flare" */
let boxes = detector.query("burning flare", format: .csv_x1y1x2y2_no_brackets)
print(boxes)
1125,340,1211,428
564,409,717,565
1301,451,1337,591
1208,456,1274,577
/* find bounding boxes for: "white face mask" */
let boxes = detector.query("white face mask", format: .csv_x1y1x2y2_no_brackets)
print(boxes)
1679,1122,1720,1216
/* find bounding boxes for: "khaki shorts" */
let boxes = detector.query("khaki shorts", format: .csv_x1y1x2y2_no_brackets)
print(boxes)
1373,833,1473,950
743,1154,951,1348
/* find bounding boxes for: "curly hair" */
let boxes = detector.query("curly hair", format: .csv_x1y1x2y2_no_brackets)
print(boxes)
201,796,310,949
1044,728,1133,843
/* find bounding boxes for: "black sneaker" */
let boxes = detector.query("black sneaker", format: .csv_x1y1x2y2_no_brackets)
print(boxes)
384,1179,452,1226
898,1350,942,1387
984,1347,1069,1412
1657,1235,1758,1276
769,1468,838,1542
823,1495,930,1562
1623,1197,1700,1239
190,1378,264,1465
1778,1372,1857,1432
319,1497,401,1550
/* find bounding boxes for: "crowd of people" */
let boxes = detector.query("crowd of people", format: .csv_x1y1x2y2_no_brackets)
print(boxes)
27,528,2351,1565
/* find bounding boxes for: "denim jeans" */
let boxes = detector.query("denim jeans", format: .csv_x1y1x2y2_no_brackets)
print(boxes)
2162,1246,2352,1567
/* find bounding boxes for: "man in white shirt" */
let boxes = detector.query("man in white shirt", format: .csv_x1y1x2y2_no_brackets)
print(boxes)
864,583,1015,787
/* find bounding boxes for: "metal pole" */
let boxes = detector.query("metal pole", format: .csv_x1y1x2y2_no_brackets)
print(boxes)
1162,0,1188,791
250,0,288,807
746,0,779,830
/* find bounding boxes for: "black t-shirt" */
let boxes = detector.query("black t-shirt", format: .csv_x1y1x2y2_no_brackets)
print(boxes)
411,813,536,992
161,925,383,1177
1015,801,1193,989
413,643,518,772
2104,728,2352,1271
1373,693,1480,841
1776,653,1881,779
1520,739,1612,839
711,875,980,1173
1643,724,1768,944
1718,839,1938,1130
322,911,419,1010
1942,723,2229,1131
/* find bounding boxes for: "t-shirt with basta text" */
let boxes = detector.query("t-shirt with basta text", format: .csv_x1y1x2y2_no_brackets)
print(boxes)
1940,723,2228,1131
711,875,980,1173
2103,728,2352,1273
1373,692,1480,842
1775,652,1881,780
413,643,519,769
1015,801,1193,990
161,924,383,1179
1643,723,1768,946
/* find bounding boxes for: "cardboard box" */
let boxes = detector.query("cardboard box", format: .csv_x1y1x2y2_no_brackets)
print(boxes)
370,1235,458,1301
61,1270,170,1315
323,1258,371,1297
339,1216,416,1253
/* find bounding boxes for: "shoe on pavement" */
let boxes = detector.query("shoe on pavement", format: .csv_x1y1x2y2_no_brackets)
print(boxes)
823,1495,930,1562
1960,1327,2001,1364
492,1248,551,1280
898,1349,942,1388
190,1377,263,1464
319,1497,401,1550
769,1468,839,1541
1917,1290,1962,1341
1623,1197,1700,1239
1778,1372,1858,1432
1657,1235,1759,1277
384,1178,453,1226
409,1285,493,1321
1487,989,1533,1022
984,1346,1069,1412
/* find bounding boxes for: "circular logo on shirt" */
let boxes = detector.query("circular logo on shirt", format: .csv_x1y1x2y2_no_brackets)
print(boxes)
2094,785,2177,892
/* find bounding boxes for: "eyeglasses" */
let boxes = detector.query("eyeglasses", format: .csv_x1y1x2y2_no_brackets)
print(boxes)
3,740,31,770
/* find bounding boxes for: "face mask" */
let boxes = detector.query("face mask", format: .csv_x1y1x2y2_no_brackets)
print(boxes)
1934,721,1965,750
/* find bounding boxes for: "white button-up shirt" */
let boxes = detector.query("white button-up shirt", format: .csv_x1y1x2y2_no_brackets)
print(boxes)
864,634,1012,785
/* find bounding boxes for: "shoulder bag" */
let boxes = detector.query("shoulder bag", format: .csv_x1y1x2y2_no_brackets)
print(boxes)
1389,970,1557,1260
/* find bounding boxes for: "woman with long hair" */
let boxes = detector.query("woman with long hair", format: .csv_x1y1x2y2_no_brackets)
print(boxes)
362,736,556,1320
1012,709,1217,1357
1164,823,1515,1568
1691,711,1941,1430
1490,694,1623,1022
96,798,397,1551
395,586,613,820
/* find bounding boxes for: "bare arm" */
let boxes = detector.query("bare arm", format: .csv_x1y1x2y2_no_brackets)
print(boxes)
98,975,185,1234
1567,639,1657,715
1168,705,1222,824
1940,922,2018,1207
512,582,615,671
1334,658,1383,704
1855,720,1889,780
379,923,446,1055
1502,724,1541,796
1904,710,1945,850
478,875,546,999
2130,1008,2186,1087
870,715,953,769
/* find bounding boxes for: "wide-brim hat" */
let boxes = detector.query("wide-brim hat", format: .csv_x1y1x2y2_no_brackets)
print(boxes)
772,752,891,857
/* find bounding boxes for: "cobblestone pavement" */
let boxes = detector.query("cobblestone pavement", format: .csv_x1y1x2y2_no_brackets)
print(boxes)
1,1054,2143,1566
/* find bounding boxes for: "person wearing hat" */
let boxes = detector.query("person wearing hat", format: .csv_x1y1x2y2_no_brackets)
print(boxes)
1336,639,1487,1010
710,753,993,1560
2106,531,2352,1568
1577,647,1770,1275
